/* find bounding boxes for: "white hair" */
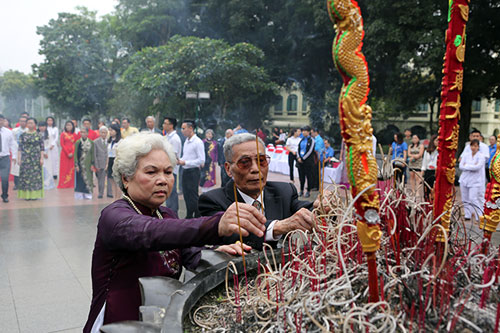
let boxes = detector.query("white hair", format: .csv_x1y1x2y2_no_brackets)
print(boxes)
113,133,177,191
223,133,265,162
99,126,108,132
145,116,155,122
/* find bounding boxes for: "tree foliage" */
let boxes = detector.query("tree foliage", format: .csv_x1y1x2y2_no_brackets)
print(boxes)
0,70,37,119
123,35,279,129
191,0,338,129
33,8,121,121
113,0,193,50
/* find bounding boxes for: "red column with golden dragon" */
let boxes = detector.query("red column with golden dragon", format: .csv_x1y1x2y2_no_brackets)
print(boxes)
434,0,469,242
480,135,500,255
327,0,382,302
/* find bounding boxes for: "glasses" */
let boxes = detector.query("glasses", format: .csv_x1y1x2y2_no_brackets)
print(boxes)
232,155,271,170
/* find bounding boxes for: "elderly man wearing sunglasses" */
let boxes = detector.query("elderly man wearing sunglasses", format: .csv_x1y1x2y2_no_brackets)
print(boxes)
199,133,317,253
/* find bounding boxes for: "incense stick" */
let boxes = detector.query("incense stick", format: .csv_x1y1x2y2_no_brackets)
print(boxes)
256,135,264,214
233,181,247,274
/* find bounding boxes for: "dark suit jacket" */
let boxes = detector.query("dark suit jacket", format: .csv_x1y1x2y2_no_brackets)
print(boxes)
198,179,313,249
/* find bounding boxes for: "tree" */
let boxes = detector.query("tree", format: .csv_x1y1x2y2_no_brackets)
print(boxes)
113,0,193,50
360,0,500,150
456,1,500,152
191,0,339,130
359,1,447,129
123,35,279,130
0,70,37,119
33,8,121,121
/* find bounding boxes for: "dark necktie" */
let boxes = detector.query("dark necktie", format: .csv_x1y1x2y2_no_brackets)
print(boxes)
252,200,262,212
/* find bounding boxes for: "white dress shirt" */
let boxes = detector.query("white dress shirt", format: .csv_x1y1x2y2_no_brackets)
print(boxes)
181,134,205,169
237,189,281,242
0,127,18,158
165,130,182,174
459,151,485,187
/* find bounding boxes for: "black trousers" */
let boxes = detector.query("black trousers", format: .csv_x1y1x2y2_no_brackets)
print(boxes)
288,153,296,181
0,156,10,200
423,169,436,202
312,154,319,189
182,168,201,218
297,157,314,192
486,167,490,182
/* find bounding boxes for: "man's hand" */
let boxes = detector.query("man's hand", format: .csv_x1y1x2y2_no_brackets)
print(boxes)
216,241,252,256
218,202,267,238
178,160,186,166
273,208,315,237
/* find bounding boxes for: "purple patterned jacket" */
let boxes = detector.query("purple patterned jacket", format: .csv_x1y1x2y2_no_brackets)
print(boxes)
83,199,223,332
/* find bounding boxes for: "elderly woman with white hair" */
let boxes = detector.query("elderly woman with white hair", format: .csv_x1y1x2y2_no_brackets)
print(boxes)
83,133,266,332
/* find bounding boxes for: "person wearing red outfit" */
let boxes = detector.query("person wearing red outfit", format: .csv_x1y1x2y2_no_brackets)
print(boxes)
57,121,78,188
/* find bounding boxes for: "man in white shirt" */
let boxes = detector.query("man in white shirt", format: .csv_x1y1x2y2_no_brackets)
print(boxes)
162,117,182,214
178,120,205,218
0,114,18,203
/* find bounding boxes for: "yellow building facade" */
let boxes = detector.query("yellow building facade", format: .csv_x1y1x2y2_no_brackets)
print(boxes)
267,86,310,129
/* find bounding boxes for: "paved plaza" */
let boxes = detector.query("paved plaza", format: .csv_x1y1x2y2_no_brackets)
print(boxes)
0,171,498,332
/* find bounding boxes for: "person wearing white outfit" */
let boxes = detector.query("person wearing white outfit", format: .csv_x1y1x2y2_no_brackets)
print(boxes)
459,139,486,220
285,128,301,182
46,116,60,179
460,130,489,197
38,122,55,190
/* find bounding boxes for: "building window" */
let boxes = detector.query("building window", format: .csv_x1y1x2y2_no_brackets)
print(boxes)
495,99,500,112
301,97,308,115
274,97,283,115
287,94,298,115
416,103,428,112
472,99,481,112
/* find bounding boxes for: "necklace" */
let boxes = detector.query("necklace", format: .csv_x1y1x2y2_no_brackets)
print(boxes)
122,194,163,219
122,194,180,272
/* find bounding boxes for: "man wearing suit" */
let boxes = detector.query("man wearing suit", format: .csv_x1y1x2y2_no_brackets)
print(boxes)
93,126,108,198
141,116,162,134
199,133,316,251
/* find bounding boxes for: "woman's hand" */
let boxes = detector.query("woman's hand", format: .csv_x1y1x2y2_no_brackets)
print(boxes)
218,202,267,238
76,166,80,172
40,157,44,166
216,242,252,256
68,153,73,158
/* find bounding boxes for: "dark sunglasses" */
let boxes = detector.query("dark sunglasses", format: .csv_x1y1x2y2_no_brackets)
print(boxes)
232,155,271,170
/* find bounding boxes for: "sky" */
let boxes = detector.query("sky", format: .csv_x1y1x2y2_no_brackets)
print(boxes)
0,0,116,74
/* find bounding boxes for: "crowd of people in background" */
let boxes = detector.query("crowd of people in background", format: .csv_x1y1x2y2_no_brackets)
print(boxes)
0,116,336,220
389,127,497,222
1,111,497,224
